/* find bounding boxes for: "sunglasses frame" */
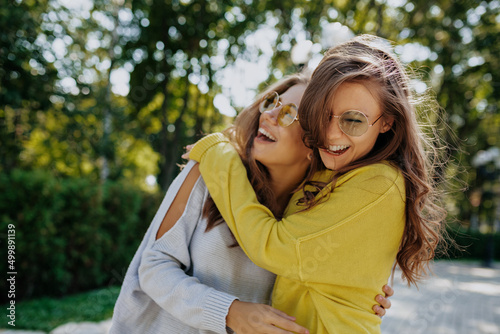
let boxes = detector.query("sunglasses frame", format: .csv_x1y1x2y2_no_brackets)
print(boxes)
259,91,299,127
331,110,383,137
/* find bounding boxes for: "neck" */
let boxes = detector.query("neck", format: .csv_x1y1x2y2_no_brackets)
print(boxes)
267,166,306,213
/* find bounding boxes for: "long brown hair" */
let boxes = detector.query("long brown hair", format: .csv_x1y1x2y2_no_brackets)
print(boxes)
299,35,448,286
203,73,311,239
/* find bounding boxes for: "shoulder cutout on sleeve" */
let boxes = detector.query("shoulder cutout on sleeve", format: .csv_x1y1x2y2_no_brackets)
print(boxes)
155,163,201,240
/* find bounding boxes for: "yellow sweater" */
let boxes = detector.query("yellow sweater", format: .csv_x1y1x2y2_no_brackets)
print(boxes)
190,133,406,334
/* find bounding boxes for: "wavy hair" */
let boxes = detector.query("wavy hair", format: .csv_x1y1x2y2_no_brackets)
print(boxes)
203,73,311,239
298,35,448,286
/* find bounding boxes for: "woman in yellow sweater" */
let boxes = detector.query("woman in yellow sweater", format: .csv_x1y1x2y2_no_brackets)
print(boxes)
188,35,447,333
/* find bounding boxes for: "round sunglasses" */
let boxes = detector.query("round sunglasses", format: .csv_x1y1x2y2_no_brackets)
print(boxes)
330,110,383,137
259,91,299,127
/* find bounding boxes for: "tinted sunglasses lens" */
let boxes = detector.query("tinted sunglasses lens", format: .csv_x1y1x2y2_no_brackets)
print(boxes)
278,104,298,127
260,92,279,112
339,110,369,136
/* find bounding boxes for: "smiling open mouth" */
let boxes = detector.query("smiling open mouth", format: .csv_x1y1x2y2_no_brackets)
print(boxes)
326,145,350,155
257,128,276,142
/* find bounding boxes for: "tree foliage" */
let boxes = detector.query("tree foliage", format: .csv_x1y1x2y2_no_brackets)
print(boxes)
0,0,499,244
0,0,58,171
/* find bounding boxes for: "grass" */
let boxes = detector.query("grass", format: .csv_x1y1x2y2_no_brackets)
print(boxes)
1,286,121,332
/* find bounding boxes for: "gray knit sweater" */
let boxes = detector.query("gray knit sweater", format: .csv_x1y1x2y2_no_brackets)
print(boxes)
110,161,276,334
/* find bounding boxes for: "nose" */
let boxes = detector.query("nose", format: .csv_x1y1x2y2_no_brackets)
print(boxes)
327,117,343,140
261,107,280,125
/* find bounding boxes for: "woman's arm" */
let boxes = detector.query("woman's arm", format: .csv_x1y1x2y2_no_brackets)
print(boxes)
138,164,236,333
139,162,309,334
189,134,301,278
189,134,405,278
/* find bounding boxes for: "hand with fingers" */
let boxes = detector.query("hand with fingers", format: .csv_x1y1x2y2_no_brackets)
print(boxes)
182,144,195,160
227,300,309,334
373,284,394,318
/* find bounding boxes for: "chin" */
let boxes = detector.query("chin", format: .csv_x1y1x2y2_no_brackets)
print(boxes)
319,153,336,170
322,157,348,171
322,160,337,171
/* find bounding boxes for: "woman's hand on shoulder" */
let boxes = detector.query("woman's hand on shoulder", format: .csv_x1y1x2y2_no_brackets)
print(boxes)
373,284,394,318
181,144,195,160
227,300,309,334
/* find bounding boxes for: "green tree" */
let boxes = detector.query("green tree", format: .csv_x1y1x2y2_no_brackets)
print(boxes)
0,0,58,172
123,0,270,189
18,0,161,189
3,0,498,225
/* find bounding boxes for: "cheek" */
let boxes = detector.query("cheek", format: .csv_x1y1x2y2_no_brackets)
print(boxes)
287,127,305,146
292,134,304,148
289,144,309,160
355,136,378,155
290,134,309,157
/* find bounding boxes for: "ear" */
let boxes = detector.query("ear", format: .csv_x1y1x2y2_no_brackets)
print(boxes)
379,116,394,134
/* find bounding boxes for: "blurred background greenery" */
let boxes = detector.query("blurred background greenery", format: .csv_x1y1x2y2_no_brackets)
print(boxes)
1,0,499,329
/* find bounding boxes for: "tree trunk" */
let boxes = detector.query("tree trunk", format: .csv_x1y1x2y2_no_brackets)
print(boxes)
159,67,192,190
100,5,120,182
193,87,204,138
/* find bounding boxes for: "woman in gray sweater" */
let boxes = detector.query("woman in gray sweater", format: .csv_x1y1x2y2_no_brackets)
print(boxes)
110,73,392,334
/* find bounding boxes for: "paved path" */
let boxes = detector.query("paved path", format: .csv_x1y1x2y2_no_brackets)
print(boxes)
2,260,499,333
381,260,500,334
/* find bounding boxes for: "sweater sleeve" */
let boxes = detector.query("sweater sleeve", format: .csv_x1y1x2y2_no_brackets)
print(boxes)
138,169,237,334
189,134,405,282
190,134,301,279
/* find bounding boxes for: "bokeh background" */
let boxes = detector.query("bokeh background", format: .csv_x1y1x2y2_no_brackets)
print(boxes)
1,0,499,331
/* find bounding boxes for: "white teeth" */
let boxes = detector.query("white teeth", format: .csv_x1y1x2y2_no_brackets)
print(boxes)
258,128,277,141
328,145,350,152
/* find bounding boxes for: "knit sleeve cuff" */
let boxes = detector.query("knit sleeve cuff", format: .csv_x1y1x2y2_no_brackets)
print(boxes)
201,289,238,333
190,133,230,162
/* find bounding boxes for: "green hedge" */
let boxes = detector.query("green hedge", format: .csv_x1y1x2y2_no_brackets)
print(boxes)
440,227,500,261
0,169,163,302
1,169,497,302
